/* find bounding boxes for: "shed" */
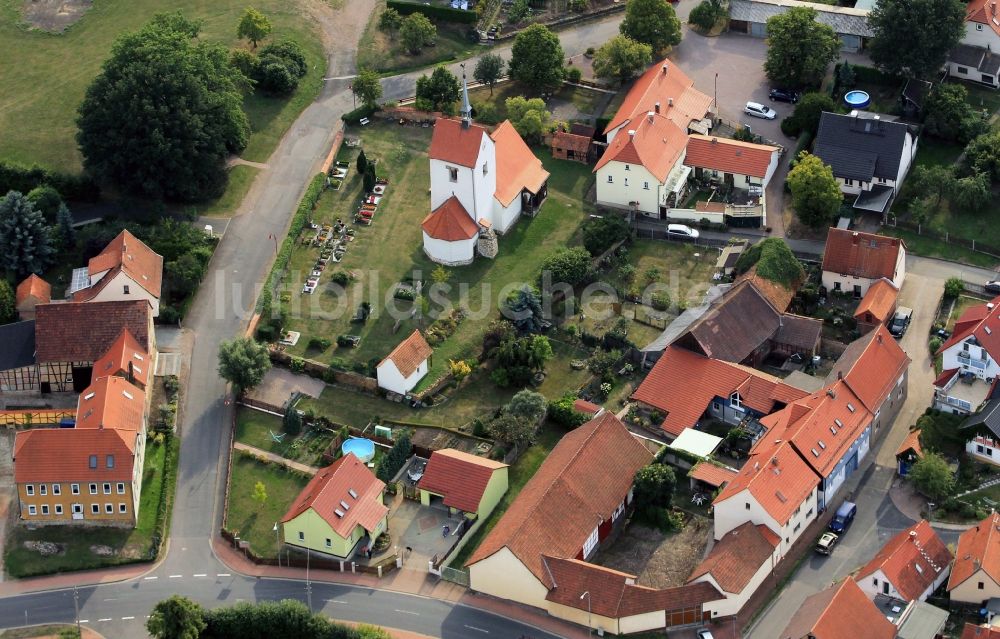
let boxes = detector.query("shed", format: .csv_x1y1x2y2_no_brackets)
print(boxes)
551,130,592,164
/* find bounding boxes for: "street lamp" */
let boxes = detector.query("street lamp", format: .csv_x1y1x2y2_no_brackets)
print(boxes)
306,547,313,613
579,591,592,636
273,522,280,567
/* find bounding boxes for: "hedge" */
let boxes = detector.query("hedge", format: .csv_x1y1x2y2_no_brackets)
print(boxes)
149,433,180,559
256,172,327,321
0,160,101,202
388,0,479,23
341,103,378,124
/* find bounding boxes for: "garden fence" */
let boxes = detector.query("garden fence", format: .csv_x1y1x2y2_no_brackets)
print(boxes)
888,219,1000,260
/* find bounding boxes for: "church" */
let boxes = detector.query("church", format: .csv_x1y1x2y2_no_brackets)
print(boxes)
421,77,550,266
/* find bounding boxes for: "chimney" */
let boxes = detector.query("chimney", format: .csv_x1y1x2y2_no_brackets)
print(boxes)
909,530,917,542
668,97,674,107
826,388,837,399
655,101,661,113
877,332,883,343
711,137,718,144
647,111,655,123
661,63,668,75
771,456,779,466
837,370,843,381
628,129,636,140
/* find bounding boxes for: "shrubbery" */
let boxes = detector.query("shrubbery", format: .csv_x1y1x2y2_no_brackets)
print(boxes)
375,430,413,482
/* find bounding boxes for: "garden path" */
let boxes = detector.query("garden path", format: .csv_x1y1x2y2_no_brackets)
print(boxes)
233,442,321,476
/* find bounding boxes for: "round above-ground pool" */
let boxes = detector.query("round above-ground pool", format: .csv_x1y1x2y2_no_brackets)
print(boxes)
342,437,375,463
844,90,871,109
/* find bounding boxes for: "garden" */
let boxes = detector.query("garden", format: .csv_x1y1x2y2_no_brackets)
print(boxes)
357,1,482,74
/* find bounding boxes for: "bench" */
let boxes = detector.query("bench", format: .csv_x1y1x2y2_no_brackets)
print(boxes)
359,117,370,126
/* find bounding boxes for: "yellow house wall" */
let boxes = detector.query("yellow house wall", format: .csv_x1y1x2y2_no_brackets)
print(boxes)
619,611,670,635
546,601,622,635
18,479,136,525
284,508,362,558
951,571,1000,604
468,547,549,609
477,467,509,520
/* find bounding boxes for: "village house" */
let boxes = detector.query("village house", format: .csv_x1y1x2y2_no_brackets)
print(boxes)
728,0,873,52
821,228,907,298
68,230,164,317
854,519,953,603
961,624,1000,639
779,579,897,639
853,278,899,335
281,453,388,560
551,124,593,163
417,448,508,521
375,330,433,396
15,274,51,321
948,512,1000,605
895,428,924,476
687,521,781,618
960,381,1000,465
938,295,1000,382
946,0,1000,88
934,367,995,416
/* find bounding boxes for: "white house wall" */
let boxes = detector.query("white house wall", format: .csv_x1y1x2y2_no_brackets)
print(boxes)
897,132,917,186
762,150,781,188
467,547,550,610
376,358,428,396
429,134,495,222
963,21,1000,49
492,196,522,234
821,271,877,297
941,340,1000,381
422,232,476,266
595,161,662,215
713,487,818,558
968,436,1000,466
695,548,777,618
952,570,1000,604
83,271,160,317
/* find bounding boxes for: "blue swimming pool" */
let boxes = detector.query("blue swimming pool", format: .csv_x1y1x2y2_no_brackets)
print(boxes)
844,90,871,109
342,437,375,463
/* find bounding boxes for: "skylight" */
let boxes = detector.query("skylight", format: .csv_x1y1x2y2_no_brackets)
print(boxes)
811,448,819,457
830,426,838,435
334,509,345,518
122,391,134,400
340,500,351,511
348,488,358,499
987,326,993,335
818,440,827,450
84,392,95,400
847,403,856,413
914,563,923,574
834,418,843,427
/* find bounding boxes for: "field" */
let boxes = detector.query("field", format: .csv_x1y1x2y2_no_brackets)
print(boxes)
224,454,311,557
0,0,325,177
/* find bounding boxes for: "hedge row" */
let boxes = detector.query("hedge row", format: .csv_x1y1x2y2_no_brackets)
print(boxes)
341,104,378,124
388,0,479,23
257,172,327,319
0,160,101,202
149,434,180,559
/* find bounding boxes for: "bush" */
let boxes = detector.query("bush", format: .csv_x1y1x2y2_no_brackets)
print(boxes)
582,214,630,256
387,0,479,23
375,431,413,482
0,161,101,202
330,271,352,287
929,336,943,354
944,276,964,299
341,104,378,124
548,393,588,429
308,336,332,351
566,67,582,83
689,0,721,29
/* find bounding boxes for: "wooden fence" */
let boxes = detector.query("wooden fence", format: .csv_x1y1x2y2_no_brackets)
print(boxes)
0,410,75,428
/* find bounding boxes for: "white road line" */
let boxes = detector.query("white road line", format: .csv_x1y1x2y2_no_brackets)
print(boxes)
216,573,231,577
325,599,349,604
97,618,112,622
79,620,89,624
464,625,489,634
122,616,135,620
193,573,207,577
394,610,420,616
103,598,117,601
168,574,183,578
143,576,158,580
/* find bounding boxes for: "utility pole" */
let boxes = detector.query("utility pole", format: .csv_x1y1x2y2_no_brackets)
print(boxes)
306,547,313,613
73,587,81,637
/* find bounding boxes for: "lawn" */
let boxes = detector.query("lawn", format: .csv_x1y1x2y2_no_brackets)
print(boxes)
879,227,999,269
912,137,964,170
224,454,311,557
0,0,324,175
447,421,564,569
235,407,339,467
942,295,984,332
958,80,1000,116
182,165,260,218
4,436,175,578
357,1,482,74
468,82,608,123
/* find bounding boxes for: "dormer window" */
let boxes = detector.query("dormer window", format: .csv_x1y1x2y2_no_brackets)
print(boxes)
730,392,742,410
106,455,115,469
89,455,98,469
448,167,458,182
978,23,984,30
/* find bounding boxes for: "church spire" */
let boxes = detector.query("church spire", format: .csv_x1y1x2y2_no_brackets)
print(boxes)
460,63,472,128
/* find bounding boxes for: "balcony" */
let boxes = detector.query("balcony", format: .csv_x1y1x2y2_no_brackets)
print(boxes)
958,353,990,370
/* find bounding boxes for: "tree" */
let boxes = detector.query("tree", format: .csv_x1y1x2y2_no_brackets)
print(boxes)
0,191,55,279
473,53,506,95
448,358,472,380
950,171,991,212
378,7,402,33
25,185,63,222
868,0,966,78
251,481,268,510
965,131,1000,181
508,0,531,23
415,66,461,113
633,463,676,509
508,24,565,93
764,7,839,88
908,451,955,501
0,280,15,325
505,95,552,144
582,214,630,256
283,404,302,435
217,337,271,394
77,13,250,202
166,253,204,297
944,277,964,299
259,40,307,78
357,149,368,175
487,413,534,448
909,165,953,208
548,393,588,429
490,334,553,387
924,83,987,143
363,161,377,193
352,68,383,108
229,49,260,87
237,7,272,48
620,0,682,52
431,264,451,285
255,40,308,96
400,13,436,55
147,595,206,639
784,92,839,138
503,286,545,332
55,203,76,250
838,61,856,88
592,35,653,85
688,0,725,30
375,430,412,482
257,59,295,96
787,152,843,230
540,247,592,286
505,389,548,424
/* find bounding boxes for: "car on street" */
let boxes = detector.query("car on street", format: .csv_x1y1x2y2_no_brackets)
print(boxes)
986,280,1000,295
769,88,800,103
889,306,913,338
829,501,857,534
667,224,700,240
815,532,839,555
697,630,715,639
744,102,777,120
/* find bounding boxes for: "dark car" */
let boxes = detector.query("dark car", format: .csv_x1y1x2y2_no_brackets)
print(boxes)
769,88,800,103
889,306,913,338
986,280,1000,295
829,501,857,534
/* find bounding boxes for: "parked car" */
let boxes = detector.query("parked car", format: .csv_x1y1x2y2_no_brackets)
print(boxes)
666,224,700,240
815,532,839,555
889,306,913,338
829,501,857,534
744,102,777,120
697,630,715,639
769,88,800,103
986,280,1000,295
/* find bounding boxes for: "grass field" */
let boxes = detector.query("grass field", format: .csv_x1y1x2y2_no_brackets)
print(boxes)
357,1,481,74
4,436,174,578
224,454,311,557
879,227,999,269
235,407,339,467
0,0,324,175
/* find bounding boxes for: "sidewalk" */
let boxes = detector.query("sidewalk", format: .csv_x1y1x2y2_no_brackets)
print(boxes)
0,562,154,597
233,442,320,475
889,475,976,532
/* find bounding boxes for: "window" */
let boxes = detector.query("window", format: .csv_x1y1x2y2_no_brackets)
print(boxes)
25,485,34,496
730,392,743,410
624,178,629,187
582,527,600,559
873,577,878,586
52,484,60,496
448,167,458,182
41,505,49,515
89,455,97,469
72,504,82,515
91,504,100,514
40,485,47,496
104,503,113,514
123,285,130,295
745,175,752,184
833,282,841,291
607,175,613,183
482,163,488,176
745,502,751,510
989,448,994,457
983,74,993,84
965,342,971,352
713,402,721,411
117,483,125,495
106,455,115,469
980,582,986,590
325,538,332,548
55,505,63,515
958,66,968,74
643,181,649,190
119,503,127,513
807,508,814,518
977,23,984,29
103,483,111,495
298,531,305,541
28,505,36,516
844,179,853,186
624,164,630,171
89,483,98,495
979,445,986,454
883,582,890,595
71,484,80,495
793,522,801,533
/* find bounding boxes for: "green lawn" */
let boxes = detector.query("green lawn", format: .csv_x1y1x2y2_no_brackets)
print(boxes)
4,436,175,578
224,454,311,557
0,0,324,175
468,83,607,122
468,82,530,121
357,1,482,74
879,227,1000,269
957,80,1000,116
235,407,338,467
943,295,984,331
182,165,260,218
448,421,563,569
912,137,964,170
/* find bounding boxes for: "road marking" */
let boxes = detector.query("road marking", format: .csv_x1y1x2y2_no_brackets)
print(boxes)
464,625,489,634
193,573,207,577
122,616,135,620
216,573,231,577
394,610,420,616
325,599,348,604
168,574,183,578
97,618,112,622
144,576,158,580
79,620,88,624
103,598,118,601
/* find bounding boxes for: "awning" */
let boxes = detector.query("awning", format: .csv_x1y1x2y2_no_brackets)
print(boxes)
663,164,692,199
670,428,723,458
853,184,894,213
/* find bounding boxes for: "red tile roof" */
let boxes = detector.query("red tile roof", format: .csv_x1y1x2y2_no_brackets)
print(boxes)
379,330,432,378
966,0,1000,37
632,346,807,437
895,428,923,460
688,522,778,594
937,295,1000,360
780,579,896,639
417,448,507,513
734,265,796,312
90,329,150,388
573,399,602,415
604,60,712,135
934,368,960,388
961,623,1000,639
685,135,778,178
827,325,911,413
855,519,952,602
15,274,51,306
466,412,653,584
714,439,820,526
429,117,487,168
80,229,163,299
552,130,591,155
14,428,137,483
34,300,152,364
594,111,689,182
421,196,479,241
949,511,1000,592
491,120,549,206
75,376,146,451
282,453,388,538
544,556,723,617
821,228,905,281
853,278,898,323
688,461,738,488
